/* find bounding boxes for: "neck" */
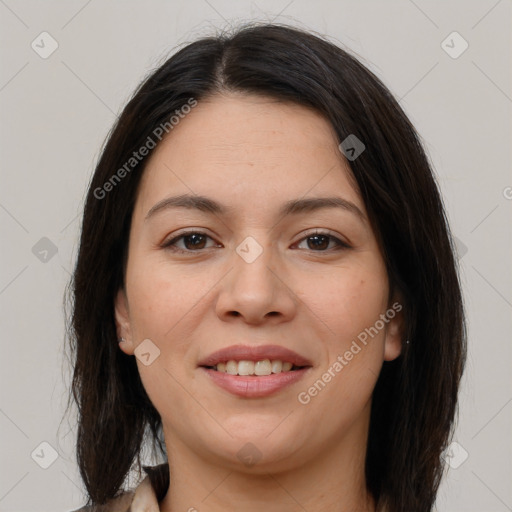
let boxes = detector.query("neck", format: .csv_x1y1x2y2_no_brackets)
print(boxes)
159,411,375,512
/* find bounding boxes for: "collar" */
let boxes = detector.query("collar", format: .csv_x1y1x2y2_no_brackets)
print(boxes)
72,464,169,512
128,463,169,512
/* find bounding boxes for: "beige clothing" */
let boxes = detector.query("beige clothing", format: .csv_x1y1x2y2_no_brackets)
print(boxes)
72,464,168,512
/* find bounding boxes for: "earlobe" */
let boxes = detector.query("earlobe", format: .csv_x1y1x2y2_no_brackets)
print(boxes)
383,303,404,362
114,289,135,355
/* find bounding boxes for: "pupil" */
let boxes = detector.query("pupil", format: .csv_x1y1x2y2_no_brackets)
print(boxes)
185,234,206,250
308,235,329,250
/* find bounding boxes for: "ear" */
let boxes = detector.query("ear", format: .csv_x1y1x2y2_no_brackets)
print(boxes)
383,300,404,362
114,288,135,356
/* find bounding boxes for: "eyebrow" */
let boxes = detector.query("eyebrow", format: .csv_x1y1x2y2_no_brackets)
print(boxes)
145,193,365,221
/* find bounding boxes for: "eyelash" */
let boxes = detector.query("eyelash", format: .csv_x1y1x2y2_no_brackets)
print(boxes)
161,230,351,254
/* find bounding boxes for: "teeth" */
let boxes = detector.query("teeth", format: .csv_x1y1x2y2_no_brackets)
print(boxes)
271,360,282,373
238,360,254,375
226,360,238,375
255,360,272,376
214,359,297,376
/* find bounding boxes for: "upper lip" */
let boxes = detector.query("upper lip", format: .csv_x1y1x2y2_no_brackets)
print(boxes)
198,344,312,367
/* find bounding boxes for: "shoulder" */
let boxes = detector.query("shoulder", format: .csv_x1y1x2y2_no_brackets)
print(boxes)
70,463,168,512
70,490,135,512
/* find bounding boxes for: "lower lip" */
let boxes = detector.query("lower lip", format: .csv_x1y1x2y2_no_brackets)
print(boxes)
200,367,310,398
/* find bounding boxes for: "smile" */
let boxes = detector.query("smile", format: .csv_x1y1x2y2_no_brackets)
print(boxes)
198,344,313,398
207,359,301,376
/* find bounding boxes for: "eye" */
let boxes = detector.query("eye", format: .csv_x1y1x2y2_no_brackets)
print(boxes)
162,229,350,254
162,231,220,253
294,231,350,252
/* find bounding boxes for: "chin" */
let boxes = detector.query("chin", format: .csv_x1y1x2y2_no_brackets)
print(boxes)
195,424,309,472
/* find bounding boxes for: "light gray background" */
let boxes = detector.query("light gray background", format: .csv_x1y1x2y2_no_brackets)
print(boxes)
1,1,511,511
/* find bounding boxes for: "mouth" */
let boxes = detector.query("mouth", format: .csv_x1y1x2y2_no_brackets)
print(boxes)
203,359,305,376
198,345,312,398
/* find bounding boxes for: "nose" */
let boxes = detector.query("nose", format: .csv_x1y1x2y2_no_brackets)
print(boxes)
215,238,297,326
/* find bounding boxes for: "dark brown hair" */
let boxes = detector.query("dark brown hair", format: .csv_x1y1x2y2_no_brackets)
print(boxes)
66,23,466,511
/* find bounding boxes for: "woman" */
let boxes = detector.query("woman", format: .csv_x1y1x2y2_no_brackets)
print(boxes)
68,23,466,512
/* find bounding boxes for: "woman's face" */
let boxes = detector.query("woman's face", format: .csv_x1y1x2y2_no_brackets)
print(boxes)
115,93,402,472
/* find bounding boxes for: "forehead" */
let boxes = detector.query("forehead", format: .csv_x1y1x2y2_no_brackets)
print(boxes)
134,93,364,218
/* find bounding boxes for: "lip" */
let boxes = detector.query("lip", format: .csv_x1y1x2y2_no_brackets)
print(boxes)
201,367,311,398
198,344,313,398
197,344,312,367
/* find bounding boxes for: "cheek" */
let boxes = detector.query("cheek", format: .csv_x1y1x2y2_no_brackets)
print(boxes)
300,263,389,346
125,260,208,417
126,255,209,341
297,260,389,402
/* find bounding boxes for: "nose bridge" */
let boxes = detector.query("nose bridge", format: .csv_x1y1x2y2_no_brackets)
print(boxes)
232,234,277,297
215,234,296,323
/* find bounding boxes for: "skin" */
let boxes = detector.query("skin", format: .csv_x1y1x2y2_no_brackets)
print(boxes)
115,92,403,512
